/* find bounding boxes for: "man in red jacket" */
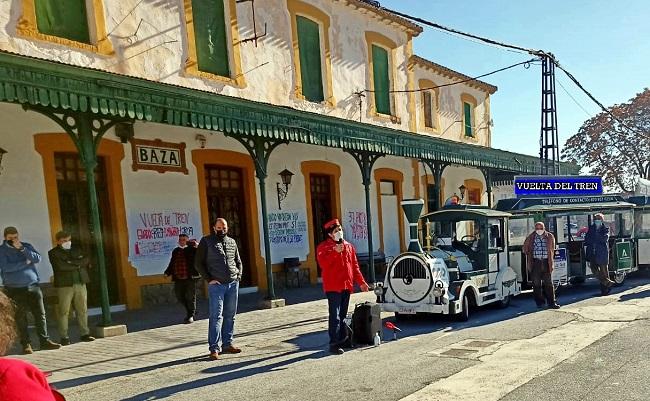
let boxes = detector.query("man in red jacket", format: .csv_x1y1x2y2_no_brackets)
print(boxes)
316,218,369,355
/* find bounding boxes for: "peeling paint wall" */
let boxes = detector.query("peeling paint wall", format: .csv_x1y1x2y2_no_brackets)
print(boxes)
0,1,492,141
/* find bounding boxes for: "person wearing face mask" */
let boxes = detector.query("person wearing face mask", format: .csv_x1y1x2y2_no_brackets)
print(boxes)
584,213,615,295
523,222,560,309
316,219,369,355
0,226,60,354
48,231,94,346
195,218,243,360
164,234,200,324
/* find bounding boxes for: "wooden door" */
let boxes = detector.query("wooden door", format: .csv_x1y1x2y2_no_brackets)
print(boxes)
310,174,334,277
205,165,252,287
54,153,119,306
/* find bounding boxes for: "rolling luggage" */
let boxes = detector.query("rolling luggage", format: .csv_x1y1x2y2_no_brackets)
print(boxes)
351,301,382,345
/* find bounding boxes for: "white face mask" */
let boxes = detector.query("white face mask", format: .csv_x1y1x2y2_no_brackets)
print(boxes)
535,230,544,236
61,241,72,250
333,231,344,242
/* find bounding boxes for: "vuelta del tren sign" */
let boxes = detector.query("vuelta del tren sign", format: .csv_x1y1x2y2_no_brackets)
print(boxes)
514,175,603,197
130,138,188,174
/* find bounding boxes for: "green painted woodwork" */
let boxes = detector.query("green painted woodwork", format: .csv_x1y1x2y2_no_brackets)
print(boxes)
464,102,473,137
35,0,90,44
192,0,230,77
372,45,391,115
296,16,324,102
0,50,580,175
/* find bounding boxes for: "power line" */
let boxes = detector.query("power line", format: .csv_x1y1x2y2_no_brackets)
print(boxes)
382,6,544,57
555,63,650,140
365,58,538,94
382,5,649,141
556,77,592,118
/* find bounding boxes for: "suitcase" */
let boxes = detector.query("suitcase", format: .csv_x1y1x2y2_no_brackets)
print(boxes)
351,301,382,345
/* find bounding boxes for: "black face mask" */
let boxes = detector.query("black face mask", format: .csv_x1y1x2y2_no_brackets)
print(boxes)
215,229,226,238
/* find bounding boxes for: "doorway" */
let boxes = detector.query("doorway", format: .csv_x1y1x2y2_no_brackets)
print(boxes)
54,153,119,307
204,165,253,287
379,180,401,261
310,174,335,277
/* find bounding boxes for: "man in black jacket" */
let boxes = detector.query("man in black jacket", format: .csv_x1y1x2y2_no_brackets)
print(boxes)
48,231,95,345
165,234,200,323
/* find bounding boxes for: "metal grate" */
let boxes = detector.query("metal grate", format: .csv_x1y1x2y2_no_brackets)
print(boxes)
392,257,427,280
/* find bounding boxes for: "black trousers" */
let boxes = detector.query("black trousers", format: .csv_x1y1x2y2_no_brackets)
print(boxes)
326,290,351,346
4,286,50,346
174,279,198,319
531,259,556,306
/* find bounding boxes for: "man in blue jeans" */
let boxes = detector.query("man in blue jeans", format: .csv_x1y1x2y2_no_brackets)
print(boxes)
195,218,242,360
0,226,61,354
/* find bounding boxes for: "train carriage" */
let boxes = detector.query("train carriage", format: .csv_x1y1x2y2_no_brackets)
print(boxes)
495,195,637,288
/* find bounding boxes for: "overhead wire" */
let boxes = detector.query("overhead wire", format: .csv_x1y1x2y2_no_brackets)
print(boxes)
364,58,539,94
381,5,649,140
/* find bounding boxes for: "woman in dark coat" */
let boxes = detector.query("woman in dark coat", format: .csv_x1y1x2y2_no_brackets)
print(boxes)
584,213,615,295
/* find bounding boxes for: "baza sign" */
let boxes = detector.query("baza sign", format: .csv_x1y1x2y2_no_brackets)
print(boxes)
136,146,181,166
514,175,603,197
130,138,188,174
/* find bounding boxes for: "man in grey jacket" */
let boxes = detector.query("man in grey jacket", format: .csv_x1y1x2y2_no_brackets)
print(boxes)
195,218,243,360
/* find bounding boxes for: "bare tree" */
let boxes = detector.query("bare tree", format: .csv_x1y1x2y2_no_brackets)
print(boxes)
563,88,650,192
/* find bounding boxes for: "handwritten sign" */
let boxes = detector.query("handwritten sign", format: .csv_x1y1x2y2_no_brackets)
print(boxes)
268,210,307,248
130,138,188,174
129,209,201,260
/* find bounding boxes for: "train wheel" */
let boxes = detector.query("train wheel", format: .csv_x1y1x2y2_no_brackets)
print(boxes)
498,294,511,308
455,293,470,322
611,272,626,285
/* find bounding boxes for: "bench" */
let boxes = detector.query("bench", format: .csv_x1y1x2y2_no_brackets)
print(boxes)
356,251,387,282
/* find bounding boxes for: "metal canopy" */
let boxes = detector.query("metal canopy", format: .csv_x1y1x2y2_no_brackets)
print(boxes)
0,51,579,174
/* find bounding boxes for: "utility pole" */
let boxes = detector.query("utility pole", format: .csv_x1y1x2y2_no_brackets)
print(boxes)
539,54,561,176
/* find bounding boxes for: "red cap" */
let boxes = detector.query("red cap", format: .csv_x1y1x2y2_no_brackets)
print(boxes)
323,218,340,230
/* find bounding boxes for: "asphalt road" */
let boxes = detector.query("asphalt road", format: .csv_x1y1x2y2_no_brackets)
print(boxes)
49,274,650,401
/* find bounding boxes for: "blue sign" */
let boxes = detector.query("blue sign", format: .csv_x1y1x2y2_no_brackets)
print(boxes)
514,176,603,197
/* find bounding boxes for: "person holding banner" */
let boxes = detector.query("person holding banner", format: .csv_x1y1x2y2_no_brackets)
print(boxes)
523,222,560,309
584,213,615,296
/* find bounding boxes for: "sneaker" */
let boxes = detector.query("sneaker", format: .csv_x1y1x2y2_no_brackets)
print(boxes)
548,303,561,309
184,317,194,324
40,339,61,350
209,352,219,360
23,344,34,354
222,345,242,354
80,335,95,342
60,338,71,346
329,346,344,355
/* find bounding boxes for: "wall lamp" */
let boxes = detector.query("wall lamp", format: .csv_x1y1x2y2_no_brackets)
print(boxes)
276,168,294,209
0,147,6,175
195,134,207,149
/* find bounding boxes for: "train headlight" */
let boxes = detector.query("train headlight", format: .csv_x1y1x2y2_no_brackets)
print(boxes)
373,282,384,296
432,280,445,297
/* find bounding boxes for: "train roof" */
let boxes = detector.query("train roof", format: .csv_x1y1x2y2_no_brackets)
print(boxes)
422,204,511,220
495,195,635,213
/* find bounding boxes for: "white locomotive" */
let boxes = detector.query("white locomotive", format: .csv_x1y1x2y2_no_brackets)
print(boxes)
376,199,520,321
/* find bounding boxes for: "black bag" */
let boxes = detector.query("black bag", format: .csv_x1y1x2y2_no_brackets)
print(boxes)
351,301,382,345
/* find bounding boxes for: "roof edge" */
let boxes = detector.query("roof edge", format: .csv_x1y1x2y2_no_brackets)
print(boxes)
411,55,498,95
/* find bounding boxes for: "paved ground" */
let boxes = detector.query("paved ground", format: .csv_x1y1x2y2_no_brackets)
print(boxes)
11,272,650,401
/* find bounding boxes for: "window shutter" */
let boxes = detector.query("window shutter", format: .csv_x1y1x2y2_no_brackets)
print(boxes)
35,0,90,43
464,102,473,137
423,91,433,128
192,0,230,77
296,16,324,102
372,45,391,115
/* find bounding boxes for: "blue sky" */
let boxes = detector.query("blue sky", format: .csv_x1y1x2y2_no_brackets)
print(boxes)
380,0,650,157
